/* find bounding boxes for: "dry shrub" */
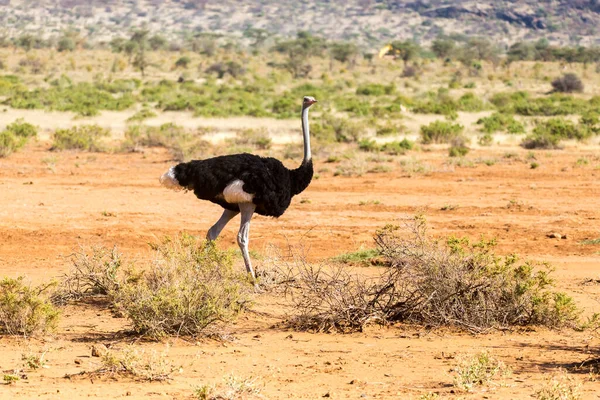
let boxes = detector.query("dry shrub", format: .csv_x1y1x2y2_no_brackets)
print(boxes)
113,234,250,339
534,369,582,400
94,346,177,381
280,216,579,333
0,277,59,336
51,246,122,305
453,351,511,391
51,125,110,152
551,73,584,93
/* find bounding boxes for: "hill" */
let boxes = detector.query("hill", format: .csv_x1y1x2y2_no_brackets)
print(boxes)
1,0,599,48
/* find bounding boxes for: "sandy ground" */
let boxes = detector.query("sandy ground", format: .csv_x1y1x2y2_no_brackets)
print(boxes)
1,132,600,399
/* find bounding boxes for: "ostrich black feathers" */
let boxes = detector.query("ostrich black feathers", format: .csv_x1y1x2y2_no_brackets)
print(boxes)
172,153,313,217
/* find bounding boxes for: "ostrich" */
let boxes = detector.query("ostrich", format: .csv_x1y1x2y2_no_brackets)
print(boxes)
159,96,317,282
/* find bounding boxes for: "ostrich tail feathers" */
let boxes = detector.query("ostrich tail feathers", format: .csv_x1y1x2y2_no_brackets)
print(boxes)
159,166,184,191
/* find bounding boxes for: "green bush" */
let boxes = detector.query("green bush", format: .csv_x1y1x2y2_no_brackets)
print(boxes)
0,118,38,157
381,139,414,155
174,56,192,69
5,118,37,138
456,92,488,112
0,75,26,96
375,122,404,136
0,130,26,157
532,118,590,141
413,91,458,119
311,114,366,143
476,113,525,134
5,82,136,116
356,83,394,96
113,235,249,339
420,120,464,144
127,108,157,123
520,133,562,150
449,139,470,157
491,92,590,117
51,125,110,151
0,277,59,336
358,138,379,152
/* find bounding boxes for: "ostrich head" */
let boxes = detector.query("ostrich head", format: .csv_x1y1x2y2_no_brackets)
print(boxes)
303,96,318,108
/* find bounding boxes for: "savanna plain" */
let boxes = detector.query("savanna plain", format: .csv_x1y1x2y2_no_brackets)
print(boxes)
1,42,600,400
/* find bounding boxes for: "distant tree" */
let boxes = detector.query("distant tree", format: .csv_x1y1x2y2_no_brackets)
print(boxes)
507,42,535,64
431,37,455,60
14,34,35,52
57,31,79,52
329,41,358,64
109,37,127,53
123,40,139,63
273,31,326,78
205,61,245,78
188,33,220,56
551,73,584,93
174,55,191,69
148,34,168,51
389,40,421,65
130,29,150,77
243,28,271,49
57,36,75,52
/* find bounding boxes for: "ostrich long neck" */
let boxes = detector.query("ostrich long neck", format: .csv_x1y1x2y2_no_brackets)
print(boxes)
290,105,314,196
301,106,311,163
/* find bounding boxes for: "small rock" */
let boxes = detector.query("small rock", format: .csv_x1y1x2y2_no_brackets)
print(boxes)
547,233,564,239
74,358,82,365
126,391,131,396
91,344,108,357
323,393,331,398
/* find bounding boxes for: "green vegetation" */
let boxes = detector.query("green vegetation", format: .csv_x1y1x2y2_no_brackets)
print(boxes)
0,118,38,157
312,113,366,143
449,137,470,157
113,235,250,339
491,92,595,117
358,138,414,155
476,112,525,134
51,124,110,151
0,277,59,336
533,370,582,400
521,117,596,149
126,107,157,122
453,352,511,391
5,81,136,116
412,90,488,119
331,249,380,266
420,120,464,144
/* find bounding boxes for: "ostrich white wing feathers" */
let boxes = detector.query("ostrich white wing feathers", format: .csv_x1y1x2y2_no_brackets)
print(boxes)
223,179,254,203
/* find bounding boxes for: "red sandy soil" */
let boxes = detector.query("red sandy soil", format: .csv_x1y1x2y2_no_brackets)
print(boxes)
1,141,600,399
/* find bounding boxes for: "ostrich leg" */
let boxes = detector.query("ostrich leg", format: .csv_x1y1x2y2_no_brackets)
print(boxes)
237,203,257,281
206,209,239,241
